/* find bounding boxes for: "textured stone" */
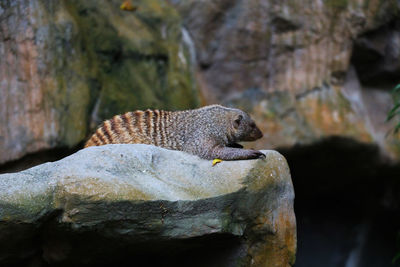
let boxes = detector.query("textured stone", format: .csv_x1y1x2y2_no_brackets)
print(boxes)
0,144,296,266
0,0,199,164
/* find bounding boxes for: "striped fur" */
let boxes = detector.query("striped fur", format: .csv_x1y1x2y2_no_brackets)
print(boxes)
84,105,264,160
85,109,173,149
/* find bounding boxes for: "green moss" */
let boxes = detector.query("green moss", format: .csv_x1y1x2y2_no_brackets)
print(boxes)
325,0,348,10
33,0,200,149
65,0,199,124
219,209,246,236
336,90,352,112
390,139,400,159
0,190,54,222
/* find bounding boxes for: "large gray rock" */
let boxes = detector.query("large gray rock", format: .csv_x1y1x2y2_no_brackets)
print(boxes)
0,144,296,266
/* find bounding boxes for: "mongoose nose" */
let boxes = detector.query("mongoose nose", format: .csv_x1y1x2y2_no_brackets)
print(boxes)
257,128,264,139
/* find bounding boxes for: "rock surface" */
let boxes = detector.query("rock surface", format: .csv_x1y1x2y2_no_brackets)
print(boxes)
0,144,296,266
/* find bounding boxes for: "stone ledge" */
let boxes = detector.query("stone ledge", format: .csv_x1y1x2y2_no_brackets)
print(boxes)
0,144,296,266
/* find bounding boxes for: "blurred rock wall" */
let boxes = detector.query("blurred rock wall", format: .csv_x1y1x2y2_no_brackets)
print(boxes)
170,0,400,159
0,0,399,165
0,0,199,164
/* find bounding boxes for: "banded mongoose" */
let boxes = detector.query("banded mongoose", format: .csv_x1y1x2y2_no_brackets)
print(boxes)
84,105,265,160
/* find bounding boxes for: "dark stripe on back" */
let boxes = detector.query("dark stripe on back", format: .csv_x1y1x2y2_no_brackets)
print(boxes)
101,123,112,143
110,117,120,136
121,113,133,135
144,110,152,138
91,135,101,146
96,129,107,144
121,113,128,128
152,110,158,145
134,111,143,134
159,110,167,146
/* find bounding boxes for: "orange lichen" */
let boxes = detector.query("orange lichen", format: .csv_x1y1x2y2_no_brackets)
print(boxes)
120,1,138,12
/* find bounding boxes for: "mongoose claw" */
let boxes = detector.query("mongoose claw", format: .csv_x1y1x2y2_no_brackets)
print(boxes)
248,150,265,159
258,152,266,159
255,151,266,159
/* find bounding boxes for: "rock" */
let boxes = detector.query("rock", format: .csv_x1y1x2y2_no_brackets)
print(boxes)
0,144,296,266
352,19,400,86
0,0,199,164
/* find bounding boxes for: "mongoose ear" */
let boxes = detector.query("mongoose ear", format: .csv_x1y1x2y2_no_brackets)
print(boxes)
233,114,243,129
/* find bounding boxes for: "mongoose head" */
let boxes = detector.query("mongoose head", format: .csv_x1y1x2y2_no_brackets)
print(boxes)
231,111,263,142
